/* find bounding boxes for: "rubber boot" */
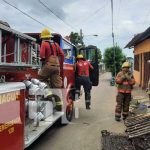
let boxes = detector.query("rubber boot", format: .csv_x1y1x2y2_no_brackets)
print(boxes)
115,116,121,122
86,102,91,110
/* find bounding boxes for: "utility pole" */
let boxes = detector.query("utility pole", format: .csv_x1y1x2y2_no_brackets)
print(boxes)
111,0,116,77
80,29,84,46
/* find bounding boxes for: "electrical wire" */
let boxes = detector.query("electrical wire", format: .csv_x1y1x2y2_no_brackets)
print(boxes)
0,3,10,21
75,0,110,27
2,0,56,32
38,0,78,31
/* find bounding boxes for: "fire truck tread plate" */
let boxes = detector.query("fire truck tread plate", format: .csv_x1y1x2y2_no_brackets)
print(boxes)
25,111,64,148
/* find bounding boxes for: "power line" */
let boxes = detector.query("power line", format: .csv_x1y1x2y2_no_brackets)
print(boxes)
75,0,110,27
2,0,56,32
38,0,78,31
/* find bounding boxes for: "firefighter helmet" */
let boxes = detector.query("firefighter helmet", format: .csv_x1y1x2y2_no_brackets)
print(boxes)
77,54,84,59
122,62,130,68
41,28,52,39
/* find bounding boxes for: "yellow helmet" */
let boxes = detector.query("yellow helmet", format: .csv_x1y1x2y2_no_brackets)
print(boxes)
122,62,130,68
40,28,52,39
77,54,84,59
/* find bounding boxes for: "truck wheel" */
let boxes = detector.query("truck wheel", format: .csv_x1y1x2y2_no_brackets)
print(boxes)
66,89,74,122
58,91,74,125
66,101,74,122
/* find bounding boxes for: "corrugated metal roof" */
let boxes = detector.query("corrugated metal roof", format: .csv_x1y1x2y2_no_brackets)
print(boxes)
125,26,150,48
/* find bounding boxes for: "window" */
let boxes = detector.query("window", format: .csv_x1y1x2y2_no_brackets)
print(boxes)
144,52,150,88
62,40,74,64
134,54,139,71
80,48,96,63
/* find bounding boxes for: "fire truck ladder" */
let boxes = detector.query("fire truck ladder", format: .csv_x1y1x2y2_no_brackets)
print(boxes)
0,24,40,68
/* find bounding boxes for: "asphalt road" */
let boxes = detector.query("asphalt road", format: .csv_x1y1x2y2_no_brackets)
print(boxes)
26,72,126,150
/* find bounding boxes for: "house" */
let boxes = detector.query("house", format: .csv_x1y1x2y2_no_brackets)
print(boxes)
126,57,134,73
125,26,150,89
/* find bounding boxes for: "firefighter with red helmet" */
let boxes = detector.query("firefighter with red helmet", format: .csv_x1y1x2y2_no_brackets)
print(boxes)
115,61,135,121
39,28,64,88
75,54,94,109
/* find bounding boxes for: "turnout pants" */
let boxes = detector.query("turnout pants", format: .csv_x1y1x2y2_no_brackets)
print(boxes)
115,92,131,118
39,62,63,111
39,62,62,88
76,76,92,105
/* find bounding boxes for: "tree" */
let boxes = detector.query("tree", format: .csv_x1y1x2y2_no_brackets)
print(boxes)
69,32,84,46
91,47,102,63
97,48,102,63
104,46,126,76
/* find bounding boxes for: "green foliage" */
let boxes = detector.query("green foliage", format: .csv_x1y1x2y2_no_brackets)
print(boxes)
104,46,126,76
97,48,102,63
69,32,84,46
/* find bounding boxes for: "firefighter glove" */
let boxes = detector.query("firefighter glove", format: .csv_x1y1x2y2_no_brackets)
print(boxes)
125,74,132,81
121,75,126,81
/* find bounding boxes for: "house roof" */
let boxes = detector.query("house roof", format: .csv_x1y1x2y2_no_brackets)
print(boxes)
125,26,150,48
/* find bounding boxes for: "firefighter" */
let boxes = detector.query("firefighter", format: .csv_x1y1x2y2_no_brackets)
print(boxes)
115,61,135,121
39,28,64,88
75,54,94,109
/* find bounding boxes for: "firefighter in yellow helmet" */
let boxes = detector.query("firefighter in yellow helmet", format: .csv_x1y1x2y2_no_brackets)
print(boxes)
115,61,135,121
75,54,94,109
39,28,64,88
39,28,64,111
76,54,84,59
40,28,52,39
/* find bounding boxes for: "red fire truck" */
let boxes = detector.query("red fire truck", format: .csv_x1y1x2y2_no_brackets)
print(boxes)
0,23,99,150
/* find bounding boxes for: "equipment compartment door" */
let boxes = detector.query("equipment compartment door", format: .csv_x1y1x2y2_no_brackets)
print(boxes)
79,45,99,86
0,83,25,150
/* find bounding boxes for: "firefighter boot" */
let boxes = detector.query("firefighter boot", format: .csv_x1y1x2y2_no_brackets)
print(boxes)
115,116,121,122
85,92,91,109
86,101,91,110
122,114,128,120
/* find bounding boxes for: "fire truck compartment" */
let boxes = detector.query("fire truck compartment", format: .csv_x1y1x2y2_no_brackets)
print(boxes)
0,82,26,94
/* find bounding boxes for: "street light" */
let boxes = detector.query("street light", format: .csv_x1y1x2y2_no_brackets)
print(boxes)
80,29,98,45
82,34,98,46
83,34,98,37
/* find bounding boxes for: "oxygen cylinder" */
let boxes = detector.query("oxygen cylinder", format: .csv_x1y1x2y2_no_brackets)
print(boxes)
28,101,37,119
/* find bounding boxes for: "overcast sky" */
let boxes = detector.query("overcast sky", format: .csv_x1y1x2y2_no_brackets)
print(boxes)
0,0,150,57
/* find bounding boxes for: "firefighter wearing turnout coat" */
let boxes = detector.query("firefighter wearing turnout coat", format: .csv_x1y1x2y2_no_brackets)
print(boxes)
115,62,135,121
39,28,64,88
75,54,94,109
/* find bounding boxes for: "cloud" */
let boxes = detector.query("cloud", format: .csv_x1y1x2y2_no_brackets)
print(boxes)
0,0,150,57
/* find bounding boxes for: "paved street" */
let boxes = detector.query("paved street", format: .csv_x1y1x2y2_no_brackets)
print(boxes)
26,73,126,150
